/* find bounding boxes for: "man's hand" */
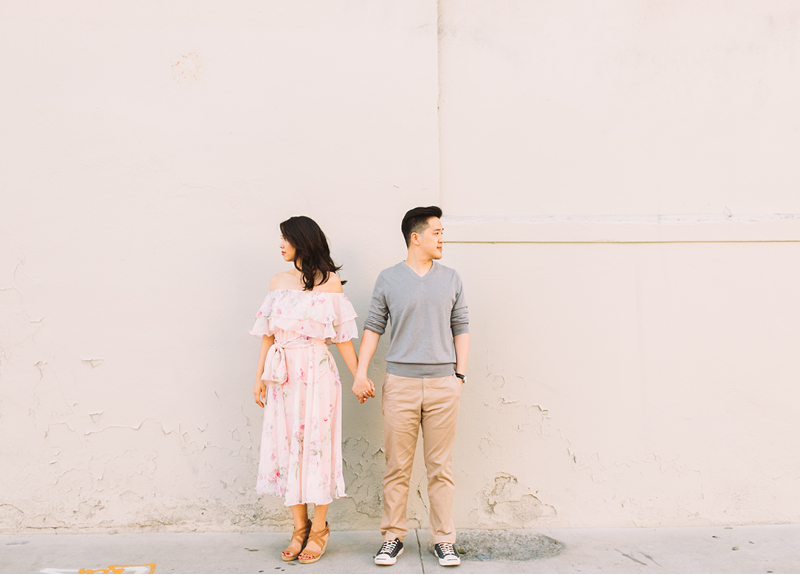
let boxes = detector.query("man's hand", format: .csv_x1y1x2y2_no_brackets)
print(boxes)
254,378,266,408
352,374,375,404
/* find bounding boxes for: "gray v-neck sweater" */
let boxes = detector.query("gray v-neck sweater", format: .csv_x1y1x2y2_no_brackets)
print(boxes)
364,261,469,378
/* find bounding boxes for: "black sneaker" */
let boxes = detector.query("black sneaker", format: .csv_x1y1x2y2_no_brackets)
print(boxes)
433,542,461,566
374,538,404,565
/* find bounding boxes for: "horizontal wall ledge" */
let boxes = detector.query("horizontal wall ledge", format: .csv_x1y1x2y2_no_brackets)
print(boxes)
442,214,800,244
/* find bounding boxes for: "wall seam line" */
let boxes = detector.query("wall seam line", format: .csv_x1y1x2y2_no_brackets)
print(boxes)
445,240,800,244
436,0,443,212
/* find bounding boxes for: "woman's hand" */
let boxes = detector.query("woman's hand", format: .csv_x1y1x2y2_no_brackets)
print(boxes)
254,378,267,408
352,374,375,404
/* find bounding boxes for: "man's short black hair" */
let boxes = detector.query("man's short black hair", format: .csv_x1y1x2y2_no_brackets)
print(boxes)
401,206,443,247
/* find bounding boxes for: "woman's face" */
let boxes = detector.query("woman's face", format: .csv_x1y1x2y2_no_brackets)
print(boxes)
280,235,296,263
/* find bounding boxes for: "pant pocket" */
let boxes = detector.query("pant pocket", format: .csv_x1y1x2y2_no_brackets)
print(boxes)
452,374,463,396
381,372,394,415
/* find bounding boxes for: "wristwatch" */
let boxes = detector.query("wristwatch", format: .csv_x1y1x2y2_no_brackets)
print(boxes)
455,372,466,384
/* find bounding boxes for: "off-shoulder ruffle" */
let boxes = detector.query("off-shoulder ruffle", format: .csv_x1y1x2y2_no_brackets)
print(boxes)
249,290,358,343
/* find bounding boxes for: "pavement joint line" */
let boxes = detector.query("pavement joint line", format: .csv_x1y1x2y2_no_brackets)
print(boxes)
415,529,424,573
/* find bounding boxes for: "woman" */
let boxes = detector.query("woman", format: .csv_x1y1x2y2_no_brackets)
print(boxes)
250,216,374,564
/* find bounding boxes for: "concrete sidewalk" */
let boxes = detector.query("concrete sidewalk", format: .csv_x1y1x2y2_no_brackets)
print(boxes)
2,525,798,574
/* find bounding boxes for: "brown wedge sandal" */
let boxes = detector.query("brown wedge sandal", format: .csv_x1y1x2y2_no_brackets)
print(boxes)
282,520,312,562
297,522,330,564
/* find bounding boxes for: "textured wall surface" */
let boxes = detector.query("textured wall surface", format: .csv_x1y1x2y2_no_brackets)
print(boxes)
438,0,800,529
0,0,438,533
2,0,800,534
438,0,800,216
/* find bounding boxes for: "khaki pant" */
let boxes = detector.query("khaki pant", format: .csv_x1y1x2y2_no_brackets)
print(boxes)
380,372,462,544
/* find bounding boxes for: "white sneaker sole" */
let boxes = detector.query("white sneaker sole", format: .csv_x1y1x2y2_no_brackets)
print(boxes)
374,547,403,565
438,555,461,566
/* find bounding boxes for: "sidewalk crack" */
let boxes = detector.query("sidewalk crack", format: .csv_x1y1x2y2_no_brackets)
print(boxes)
615,549,647,566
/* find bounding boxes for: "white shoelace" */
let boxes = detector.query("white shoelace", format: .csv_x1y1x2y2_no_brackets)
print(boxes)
437,542,457,557
378,540,399,555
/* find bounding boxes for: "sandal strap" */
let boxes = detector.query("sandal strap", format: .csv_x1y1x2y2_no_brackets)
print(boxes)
290,520,312,542
305,523,330,547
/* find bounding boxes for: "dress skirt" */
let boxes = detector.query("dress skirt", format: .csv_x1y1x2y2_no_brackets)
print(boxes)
256,339,347,505
250,289,357,506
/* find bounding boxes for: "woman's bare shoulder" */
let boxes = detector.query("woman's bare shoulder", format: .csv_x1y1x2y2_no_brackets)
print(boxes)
270,271,298,291
315,273,343,294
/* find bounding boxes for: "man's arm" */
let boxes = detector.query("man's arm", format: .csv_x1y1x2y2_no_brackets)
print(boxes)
353,275,389,402
451,273,469,379
356,329,381,377
352,329,380,402
356,330,381,377
454,333,469,376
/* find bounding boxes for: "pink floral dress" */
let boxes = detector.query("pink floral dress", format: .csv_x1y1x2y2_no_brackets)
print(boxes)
250,289,358,506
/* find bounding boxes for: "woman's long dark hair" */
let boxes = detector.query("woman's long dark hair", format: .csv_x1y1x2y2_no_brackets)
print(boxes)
280,216,345,291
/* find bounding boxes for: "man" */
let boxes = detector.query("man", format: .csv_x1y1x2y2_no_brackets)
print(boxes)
352,206,469,567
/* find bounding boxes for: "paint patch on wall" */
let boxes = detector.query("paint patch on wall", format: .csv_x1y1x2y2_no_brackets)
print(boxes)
473,473,556,527
171,53,202,83
340,437,385,519
0,505,25,530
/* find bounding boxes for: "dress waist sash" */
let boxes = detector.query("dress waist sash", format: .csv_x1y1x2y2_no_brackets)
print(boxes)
263,337,327,385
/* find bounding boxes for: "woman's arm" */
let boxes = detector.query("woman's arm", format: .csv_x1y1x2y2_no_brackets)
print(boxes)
253,334,274,407
253,274,283,407
334,340,358,378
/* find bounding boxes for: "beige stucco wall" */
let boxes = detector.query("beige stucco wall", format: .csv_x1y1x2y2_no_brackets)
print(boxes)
2,0,799,533
439,0,800,529
0,0,438,533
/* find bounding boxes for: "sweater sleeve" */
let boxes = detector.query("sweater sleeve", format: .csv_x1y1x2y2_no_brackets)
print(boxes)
364,273,390,335
450,273,469,336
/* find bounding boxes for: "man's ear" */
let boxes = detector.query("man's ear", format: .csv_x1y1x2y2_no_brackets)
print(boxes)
410,232,420,246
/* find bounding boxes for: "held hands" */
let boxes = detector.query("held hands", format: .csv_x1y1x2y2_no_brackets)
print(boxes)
352,374,375,404
254,378,266,408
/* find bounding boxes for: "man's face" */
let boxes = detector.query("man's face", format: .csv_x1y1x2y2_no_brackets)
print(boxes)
414,217,444,260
